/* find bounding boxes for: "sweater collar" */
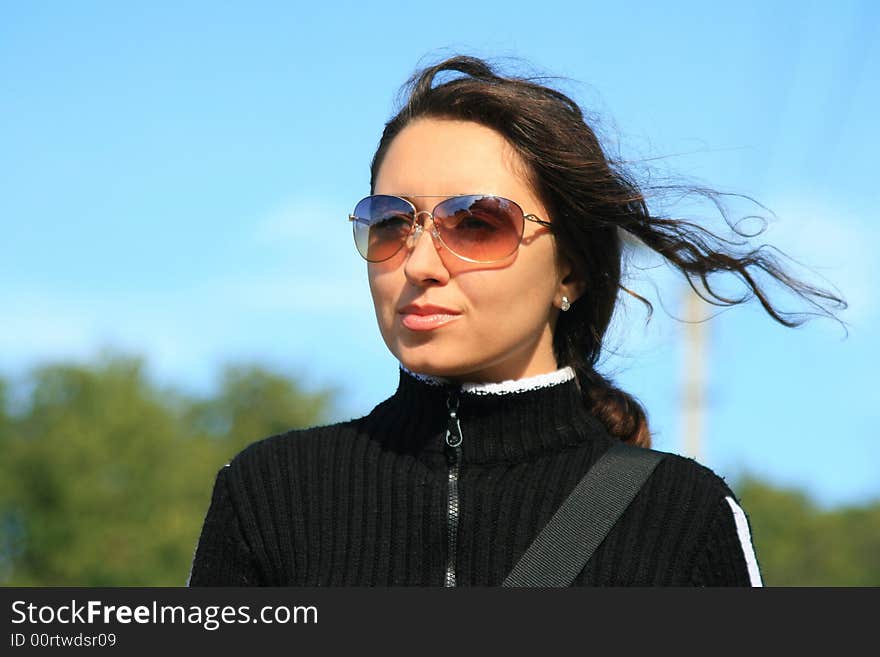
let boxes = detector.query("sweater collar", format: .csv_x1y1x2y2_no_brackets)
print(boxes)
398,363,579,395
365,364,611,465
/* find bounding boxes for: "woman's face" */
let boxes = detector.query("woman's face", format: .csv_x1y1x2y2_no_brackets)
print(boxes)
369,117,580,383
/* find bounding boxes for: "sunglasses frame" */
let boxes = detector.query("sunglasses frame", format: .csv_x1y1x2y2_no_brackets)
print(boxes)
348,194,553,264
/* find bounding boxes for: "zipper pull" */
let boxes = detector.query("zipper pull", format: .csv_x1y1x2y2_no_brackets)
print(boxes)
445,390,462,465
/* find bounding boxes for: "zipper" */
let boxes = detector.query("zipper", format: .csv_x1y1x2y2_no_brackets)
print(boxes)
444,389,463,587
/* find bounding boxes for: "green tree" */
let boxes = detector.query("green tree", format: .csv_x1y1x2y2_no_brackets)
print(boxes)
0,353,335,585
736,475,880,586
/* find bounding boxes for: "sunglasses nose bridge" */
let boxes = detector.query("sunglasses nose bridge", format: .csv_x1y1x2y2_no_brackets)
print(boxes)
413,210,436,227
409,210,441,243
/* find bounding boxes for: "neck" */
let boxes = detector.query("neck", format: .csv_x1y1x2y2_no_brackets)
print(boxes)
361,364,610,466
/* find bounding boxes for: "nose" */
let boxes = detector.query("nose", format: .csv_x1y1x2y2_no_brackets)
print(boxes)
403,211,450,284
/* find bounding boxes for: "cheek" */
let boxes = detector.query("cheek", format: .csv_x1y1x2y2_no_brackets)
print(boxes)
458,271,530,327
463,259,556,334
471,253,553,305
367,267,399,326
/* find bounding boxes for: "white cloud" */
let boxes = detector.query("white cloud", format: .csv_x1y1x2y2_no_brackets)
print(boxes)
0,196,381,387
250,197,353,251
0,305,96,363
210,274,374,314
0,257,376,376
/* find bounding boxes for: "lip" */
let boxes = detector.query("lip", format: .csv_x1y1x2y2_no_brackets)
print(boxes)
398,303,461,316
397,303,462,332
400,313,462,331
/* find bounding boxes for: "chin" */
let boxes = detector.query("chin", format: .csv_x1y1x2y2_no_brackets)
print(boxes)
397,352,465,379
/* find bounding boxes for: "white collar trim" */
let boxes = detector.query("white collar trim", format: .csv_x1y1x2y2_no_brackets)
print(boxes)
400,363,577,395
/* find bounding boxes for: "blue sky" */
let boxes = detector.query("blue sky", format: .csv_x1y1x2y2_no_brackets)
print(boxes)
2,1,877,508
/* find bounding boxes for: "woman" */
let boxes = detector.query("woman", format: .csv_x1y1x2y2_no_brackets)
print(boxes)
188,56,843,586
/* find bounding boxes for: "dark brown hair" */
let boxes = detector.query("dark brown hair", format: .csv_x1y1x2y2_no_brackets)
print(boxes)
369,55,846,447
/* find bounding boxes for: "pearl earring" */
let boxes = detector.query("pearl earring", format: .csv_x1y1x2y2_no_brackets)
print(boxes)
560,296,571,312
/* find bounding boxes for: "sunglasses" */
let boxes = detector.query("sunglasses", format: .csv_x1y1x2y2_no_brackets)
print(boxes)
348,194,551,263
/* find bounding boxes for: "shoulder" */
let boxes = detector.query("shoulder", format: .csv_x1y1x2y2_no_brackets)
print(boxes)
642,448,762,586
219,417,365,490
640,447,739,507
635,448,746,549
232,417,362,464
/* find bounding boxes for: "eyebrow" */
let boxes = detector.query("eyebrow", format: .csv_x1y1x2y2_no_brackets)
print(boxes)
392,193,482,202
390,194,466,208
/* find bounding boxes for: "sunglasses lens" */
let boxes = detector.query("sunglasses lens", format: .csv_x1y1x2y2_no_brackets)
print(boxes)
435,195,524,262
351,195,414,262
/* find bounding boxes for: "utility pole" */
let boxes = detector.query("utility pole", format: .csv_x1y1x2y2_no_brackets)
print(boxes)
682,284,707,461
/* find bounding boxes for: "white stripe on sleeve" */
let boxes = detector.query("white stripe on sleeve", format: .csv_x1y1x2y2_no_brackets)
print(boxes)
724,495,763,587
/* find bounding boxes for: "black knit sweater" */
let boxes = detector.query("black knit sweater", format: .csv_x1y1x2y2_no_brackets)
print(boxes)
188,366,762,586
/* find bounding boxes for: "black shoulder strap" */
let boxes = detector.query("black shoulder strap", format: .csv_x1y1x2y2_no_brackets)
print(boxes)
502,441,667,587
